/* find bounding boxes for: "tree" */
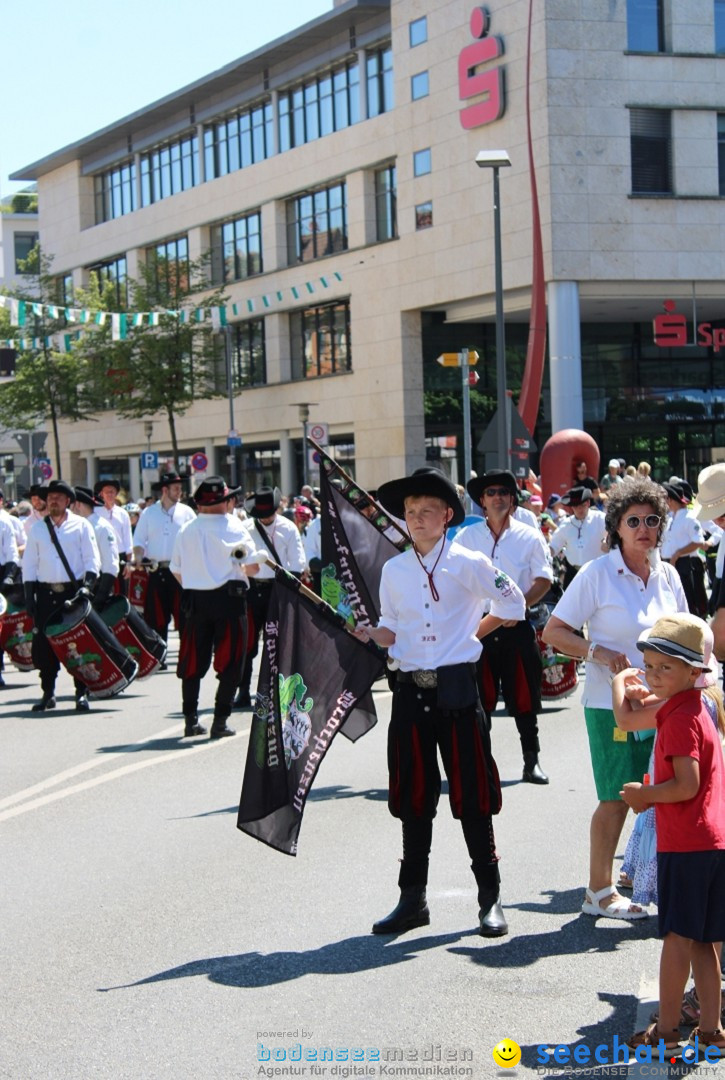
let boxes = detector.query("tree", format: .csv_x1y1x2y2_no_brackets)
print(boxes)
0,248,108,477
96,251,228,466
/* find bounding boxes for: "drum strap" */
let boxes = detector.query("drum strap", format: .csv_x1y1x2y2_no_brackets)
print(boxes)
254,520,282,564
44,516,79,586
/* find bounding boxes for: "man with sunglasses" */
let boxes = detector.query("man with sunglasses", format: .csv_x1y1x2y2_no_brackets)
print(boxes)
457,470,554,784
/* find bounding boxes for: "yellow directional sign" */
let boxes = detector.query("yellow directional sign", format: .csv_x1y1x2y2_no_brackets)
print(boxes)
435,350,480,367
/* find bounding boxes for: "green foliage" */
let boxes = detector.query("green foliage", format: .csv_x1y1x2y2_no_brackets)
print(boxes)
10,192,38,214
424,389,496,426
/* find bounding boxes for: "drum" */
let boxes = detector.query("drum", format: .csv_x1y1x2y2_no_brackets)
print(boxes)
0,584,35,671
128,566,149,614
100,596,167,680
44,597,138,698
530,601,579,702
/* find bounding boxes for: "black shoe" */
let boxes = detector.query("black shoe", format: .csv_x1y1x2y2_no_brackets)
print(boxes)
32,693,56,712
522,752,549,785
209,723,236,739
233,692,252,710
159,660,168,671
75,694,90,712
478,895,509,937
0,673,6,688
183,722,207,737
372,887,430,934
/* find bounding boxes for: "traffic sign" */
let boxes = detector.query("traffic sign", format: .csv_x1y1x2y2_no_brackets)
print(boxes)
468,370,480,386
190,452,208,472
38,461,52,480
308,422,329,445
140,452,159,470
227,435,242,447
436,350,479,367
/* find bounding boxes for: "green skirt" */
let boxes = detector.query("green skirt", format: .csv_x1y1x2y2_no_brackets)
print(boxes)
584,707,652,801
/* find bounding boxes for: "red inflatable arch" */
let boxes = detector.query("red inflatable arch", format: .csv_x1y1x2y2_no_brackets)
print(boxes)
540,429,600,505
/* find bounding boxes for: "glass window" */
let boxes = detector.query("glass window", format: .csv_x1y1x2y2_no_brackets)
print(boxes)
147,237,189,299
717,0,725,54
211,211,263,284
719,115,725,196
411,71,430,101
232,319,266,386
409,17,427,47
93,161,137,223
287,182,347,264
366,45,393,118
374,164,397,241
627,0,665,51
279,61,359,150
630,108,672,194
87,255,128,306
140,134,199,206
14,233,39,273
413,148,432,176
415,202,433,230
290,300,351,379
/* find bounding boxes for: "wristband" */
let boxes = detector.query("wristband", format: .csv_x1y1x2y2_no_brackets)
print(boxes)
586,641,598,662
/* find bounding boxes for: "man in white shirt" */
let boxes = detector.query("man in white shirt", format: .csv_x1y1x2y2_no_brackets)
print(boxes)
171,476,260,739
354,467,525,938
661,481,708,617
94,479,133,585
23,480,101,711
458,470,554,785
235,487,307,708
132,471,196,649
22,484,48,537
549,486,606,588
0,490,26,555
72,486,120,608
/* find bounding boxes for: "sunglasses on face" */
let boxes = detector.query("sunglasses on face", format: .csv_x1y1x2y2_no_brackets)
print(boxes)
624,514,661,529
484,487,512,498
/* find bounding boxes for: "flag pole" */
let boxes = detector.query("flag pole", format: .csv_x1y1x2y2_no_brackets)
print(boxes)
306,438,410,545
260,558,379,646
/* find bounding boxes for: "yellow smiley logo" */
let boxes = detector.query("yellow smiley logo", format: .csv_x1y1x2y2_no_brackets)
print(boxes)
492,1039,522,1068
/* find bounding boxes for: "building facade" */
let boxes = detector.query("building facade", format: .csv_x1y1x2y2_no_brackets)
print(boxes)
10,0,725,495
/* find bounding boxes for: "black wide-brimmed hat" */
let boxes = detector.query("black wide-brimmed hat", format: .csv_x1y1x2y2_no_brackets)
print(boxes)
467,470,519,506
73,485,101,509
94,478,121,494
377,467,465,526
561,485,592,507
194,475,241,507
29,483,48,499
245,486,282,518
47,479,75,500
159,471,182,487
662,482,688,506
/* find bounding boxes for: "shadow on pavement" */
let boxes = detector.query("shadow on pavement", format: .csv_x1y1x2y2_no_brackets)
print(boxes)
98,929,479,992
179,785,390,819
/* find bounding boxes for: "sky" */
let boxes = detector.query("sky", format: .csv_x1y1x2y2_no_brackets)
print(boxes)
1,0,332,195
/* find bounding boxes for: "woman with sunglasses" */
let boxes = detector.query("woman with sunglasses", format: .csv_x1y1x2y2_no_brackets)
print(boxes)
542,479,688,919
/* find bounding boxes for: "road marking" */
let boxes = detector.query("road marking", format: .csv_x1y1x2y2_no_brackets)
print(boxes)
0,723,183,811
0,727,249,823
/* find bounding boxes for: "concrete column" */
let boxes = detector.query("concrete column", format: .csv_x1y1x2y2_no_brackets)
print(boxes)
128,455,141,501
548,281,583,433
279,432,295,495
358,49,367,121
269,91,279,158
81,450,97,489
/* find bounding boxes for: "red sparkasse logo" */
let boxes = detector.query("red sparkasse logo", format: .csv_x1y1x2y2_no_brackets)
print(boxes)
653,300,725,352
458,6,506,130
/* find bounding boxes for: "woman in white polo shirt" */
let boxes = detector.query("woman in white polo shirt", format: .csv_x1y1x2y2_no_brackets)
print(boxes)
542,479,688,920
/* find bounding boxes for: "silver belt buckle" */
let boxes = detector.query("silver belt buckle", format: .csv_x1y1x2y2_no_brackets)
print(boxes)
412,669,437,689
50,583,66,593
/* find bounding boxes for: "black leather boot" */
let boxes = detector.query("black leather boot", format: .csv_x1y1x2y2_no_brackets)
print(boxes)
476,865,508,937
32,691,56,712
372,886,430,935
522,751,549,784
75,691,90,712
209,717,236,739
183,715,207,737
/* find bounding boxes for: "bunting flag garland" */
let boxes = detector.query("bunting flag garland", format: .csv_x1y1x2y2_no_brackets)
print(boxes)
0,270,344,351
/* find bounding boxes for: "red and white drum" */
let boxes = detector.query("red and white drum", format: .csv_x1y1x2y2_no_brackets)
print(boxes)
127,566,149,614
100,597,166,680
44,597,138,698
0,586,35,671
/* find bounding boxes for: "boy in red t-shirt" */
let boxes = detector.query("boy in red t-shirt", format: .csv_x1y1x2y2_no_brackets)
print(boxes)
621,613,725,1056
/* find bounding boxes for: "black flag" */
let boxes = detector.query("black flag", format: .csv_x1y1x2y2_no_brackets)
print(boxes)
318,453,407,628
237,570,385,856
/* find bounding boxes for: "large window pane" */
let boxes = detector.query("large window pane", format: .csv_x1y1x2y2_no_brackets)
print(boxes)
291,301,351,379
211,212,263,284
717,0,725,54
627,0,664,51
719,115,725,196
630,108,672,193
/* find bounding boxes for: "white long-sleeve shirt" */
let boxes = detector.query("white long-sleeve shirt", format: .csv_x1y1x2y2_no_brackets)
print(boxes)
94,504,133,557
22,512,100,584
170,514,262,590
132,499,196,562
246,513,307,579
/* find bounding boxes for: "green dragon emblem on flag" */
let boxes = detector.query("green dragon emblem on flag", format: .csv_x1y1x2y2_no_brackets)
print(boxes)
320,563,354,626
279,673,314,767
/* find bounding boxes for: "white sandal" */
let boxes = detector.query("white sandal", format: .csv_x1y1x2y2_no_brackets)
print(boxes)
581,885,648,920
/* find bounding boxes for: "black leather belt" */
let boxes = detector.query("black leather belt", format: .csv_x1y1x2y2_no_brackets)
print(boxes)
396,669,438,688
36,582,74,593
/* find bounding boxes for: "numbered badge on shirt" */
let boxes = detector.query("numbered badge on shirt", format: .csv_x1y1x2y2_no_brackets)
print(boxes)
420,634,438,643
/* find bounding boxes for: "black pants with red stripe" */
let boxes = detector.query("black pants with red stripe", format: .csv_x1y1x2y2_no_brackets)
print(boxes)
144,567,183,642
176,586,247,721
387,680,501,888
478,620,542,754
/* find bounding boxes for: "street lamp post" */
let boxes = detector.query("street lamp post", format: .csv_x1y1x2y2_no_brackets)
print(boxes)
298,403,310,490
224,326,239,487
476,149,512,472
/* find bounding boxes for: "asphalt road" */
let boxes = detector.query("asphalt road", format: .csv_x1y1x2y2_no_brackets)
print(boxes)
0,638,704,1080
